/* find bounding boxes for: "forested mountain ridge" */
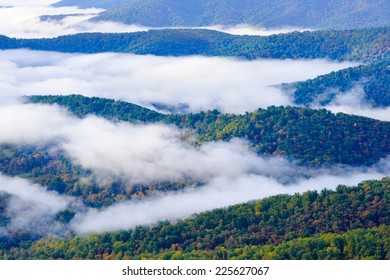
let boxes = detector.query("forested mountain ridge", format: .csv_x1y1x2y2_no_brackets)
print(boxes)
1,178,389,259
284,60,390,107
0,94,388,211
28,95,390,166
92,0,390,30
0,94,386,218
1,27,389,62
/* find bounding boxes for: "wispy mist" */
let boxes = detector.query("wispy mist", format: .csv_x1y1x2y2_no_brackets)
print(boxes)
0,174,70,236
0,103,313,184
322,86,390,121
73,164,389,234
0,2,104,38
205,24,313,36
0,102,388,235
0,49,356,113
0,2,311,39
0,0,317,39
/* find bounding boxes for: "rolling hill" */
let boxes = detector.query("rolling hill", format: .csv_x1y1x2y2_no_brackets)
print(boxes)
1,178,389,259
1,27,389,62
28,95,390,166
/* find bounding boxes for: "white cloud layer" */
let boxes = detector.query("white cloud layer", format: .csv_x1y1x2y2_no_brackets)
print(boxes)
73,167,388,234
0,174,68,212
322,86,390,121
0,49,356,114
0,174,70,236
0,103,312,184
204,24,312,36
0,2,106,38
0,2,310,39
1,102,387,185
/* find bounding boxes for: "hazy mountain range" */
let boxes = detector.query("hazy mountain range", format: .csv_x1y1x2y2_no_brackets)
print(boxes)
55,0,390,30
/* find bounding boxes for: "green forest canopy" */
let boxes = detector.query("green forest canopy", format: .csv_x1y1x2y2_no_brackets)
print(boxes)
1,27,389,62
1,177,389,260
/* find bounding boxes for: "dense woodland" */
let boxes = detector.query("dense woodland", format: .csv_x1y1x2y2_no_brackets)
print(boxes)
140,226,390,260
1,27,389,62
286,60,390,107
0,178,388,259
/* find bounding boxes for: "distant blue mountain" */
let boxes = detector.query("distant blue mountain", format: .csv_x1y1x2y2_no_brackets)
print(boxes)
91,0,390,30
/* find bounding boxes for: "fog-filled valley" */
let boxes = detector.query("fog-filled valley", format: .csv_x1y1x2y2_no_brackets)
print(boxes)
0,1,389,260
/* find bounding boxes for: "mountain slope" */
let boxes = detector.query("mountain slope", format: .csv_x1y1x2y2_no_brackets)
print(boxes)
284,60,390,107
1,27,389,62
28,95,390,166
1,178,389,259
93,0,390,30
143,225,390,260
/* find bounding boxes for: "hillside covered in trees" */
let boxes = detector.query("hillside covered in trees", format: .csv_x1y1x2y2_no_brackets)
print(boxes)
1,178,389,260
285,60,390,107
1,27,389,62
91,0,390,30
28,95,390,166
